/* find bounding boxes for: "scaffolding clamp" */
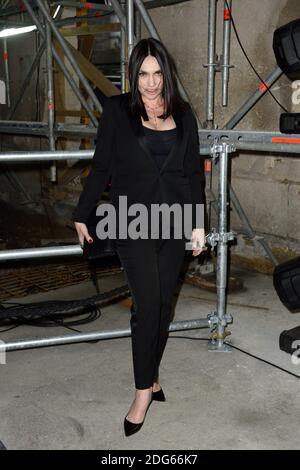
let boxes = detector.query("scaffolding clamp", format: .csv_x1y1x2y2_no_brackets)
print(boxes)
210,329,232,341
207,312,233,329
206,227,236,247
210,139,236,163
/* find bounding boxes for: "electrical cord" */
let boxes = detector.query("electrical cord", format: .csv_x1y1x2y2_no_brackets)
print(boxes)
169,334,300,380
0,285,130,323
224,0,289,113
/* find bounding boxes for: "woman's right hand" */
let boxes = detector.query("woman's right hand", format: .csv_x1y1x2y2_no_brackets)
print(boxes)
74,222,93,248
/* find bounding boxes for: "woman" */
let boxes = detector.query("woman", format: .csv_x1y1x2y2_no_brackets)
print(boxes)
72,38,206,437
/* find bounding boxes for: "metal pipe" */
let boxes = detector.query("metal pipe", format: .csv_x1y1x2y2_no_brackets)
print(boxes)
23,0,98,127
206,0,217,126
0,245,82,261
199,140,300,155
0,1,37,19
0,121,98,137
3,37,10,108
0,319,210,352
0,149,94,162
1,135,300,162
216,143,230,349
45,0,56,183
51,1,113,11
132,0,202,127
0,31,35,206
221,0,232,107
224,67,283,129
206,142,234,352
126,0,134,59
135,2,141,42
120,1,127,93
109,0,127,31
34,0,103,115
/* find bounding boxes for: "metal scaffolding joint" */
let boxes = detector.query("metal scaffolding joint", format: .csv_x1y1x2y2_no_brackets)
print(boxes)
206,227,236,247
208,312,233,329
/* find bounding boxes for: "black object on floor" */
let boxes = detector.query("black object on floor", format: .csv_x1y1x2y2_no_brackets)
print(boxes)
273,257,300,313
273,18,300,80
279,326,300,355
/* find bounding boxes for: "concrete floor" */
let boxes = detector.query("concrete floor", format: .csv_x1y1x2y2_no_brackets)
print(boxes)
0,261,299,450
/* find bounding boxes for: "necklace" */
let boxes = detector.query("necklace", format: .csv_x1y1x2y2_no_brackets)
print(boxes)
143,98,164,129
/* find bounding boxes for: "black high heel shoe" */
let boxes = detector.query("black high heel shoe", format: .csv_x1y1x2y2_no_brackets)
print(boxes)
152,388,166,402
124,397,153,437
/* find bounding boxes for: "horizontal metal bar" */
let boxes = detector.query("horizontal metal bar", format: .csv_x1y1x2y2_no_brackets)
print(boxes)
0,150,94,162
0,121,97,138
51,1,113,11
198,129,300,155
198,129,300,143
0,245,82,261
200,141,300,155
0,319,210,352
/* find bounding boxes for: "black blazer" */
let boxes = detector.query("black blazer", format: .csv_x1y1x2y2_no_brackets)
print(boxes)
71,92,206,232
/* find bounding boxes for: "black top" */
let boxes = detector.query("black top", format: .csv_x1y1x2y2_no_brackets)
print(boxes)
143,126,177,170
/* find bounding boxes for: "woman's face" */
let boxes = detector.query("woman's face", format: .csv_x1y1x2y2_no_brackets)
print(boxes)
137,55,163,101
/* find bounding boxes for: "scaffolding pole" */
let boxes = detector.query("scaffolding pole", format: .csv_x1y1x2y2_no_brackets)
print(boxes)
45,0,57,183
35,0,103,115
23,0,98,127
206,0,217,126
126,0,135,58
0,319,210,352
221,0,232,107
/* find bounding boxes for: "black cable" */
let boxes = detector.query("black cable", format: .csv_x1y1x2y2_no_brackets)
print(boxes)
0,324,20,333
169,334,300,380
224,0,289,113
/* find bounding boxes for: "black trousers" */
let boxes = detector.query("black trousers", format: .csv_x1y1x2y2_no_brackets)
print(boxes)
115,232,186,389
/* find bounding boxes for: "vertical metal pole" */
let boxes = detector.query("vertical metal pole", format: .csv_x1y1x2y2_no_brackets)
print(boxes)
35,0,103,115
45,0,56,183
23,0,98,127
108,0,127,31
120,1,127,93
221,0,232,107
216,144,229,349
126,0,134,59
135,3,141,43
3,37,10,108
206,0,217,127
208,142,234,352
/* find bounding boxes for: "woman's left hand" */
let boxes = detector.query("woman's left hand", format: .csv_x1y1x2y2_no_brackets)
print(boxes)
191,228,207,257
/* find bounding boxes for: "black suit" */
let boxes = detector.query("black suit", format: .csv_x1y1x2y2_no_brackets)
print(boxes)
71,92,205,230
72,93,206,389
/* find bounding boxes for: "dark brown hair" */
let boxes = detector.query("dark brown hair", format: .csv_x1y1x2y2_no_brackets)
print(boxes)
128,38,186,120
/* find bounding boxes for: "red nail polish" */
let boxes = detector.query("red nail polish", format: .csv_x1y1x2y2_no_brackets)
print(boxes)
88,239,93,244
